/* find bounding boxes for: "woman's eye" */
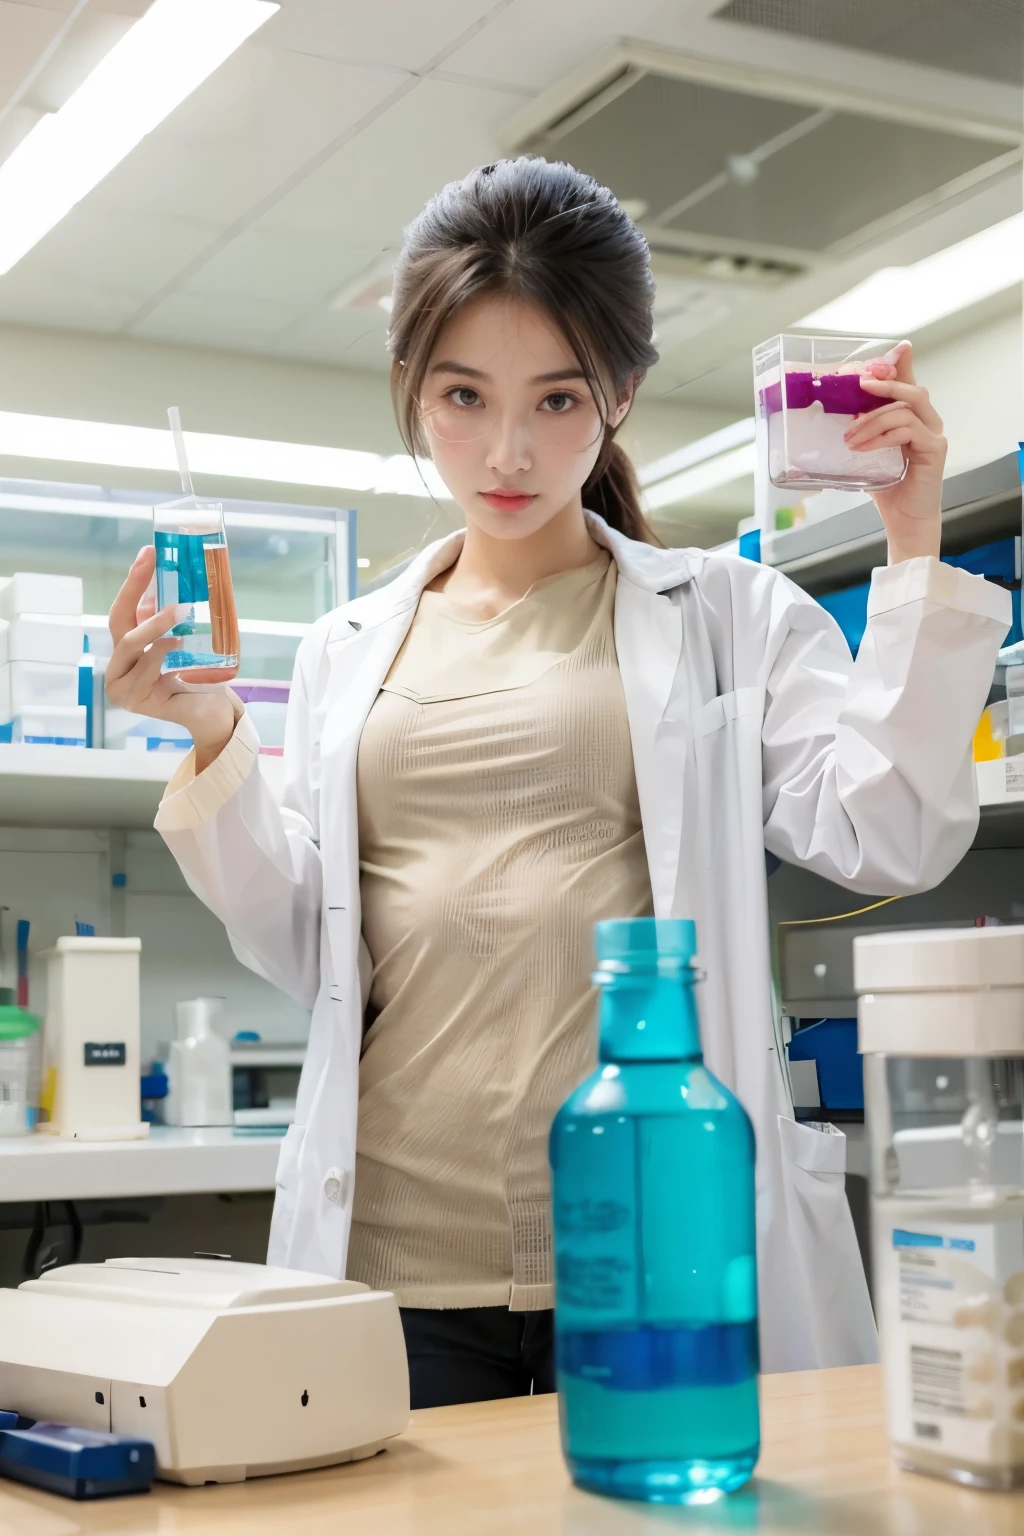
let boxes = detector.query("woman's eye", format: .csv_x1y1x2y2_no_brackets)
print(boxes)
450,387,480,408
544,392,575,413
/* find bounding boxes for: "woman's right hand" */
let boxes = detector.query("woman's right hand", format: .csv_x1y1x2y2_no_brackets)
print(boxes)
107,546,238,770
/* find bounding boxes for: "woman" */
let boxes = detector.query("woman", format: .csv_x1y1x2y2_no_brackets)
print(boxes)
107,158,1008,1407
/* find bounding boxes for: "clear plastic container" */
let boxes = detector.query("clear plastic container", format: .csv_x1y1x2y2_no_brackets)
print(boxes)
856,926,1024,1491
0,1006,41,1136
154,497,239,682
753,333,908,492
550,918,759,1504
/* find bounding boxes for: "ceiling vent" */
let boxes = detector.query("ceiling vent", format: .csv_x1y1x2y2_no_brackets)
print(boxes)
500,42,1022,269
713,0,1024,89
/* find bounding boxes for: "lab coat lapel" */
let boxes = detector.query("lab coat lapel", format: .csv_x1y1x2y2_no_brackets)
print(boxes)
613,575,686,917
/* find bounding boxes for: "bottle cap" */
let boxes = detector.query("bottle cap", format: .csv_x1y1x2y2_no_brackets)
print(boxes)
0,1006,41,1040
594,917,696,968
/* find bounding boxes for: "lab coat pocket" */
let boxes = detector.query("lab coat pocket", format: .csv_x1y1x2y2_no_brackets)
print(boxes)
324,905,351,1003
696,686,758,739
778,1114,846,1176
267,1122,306,1266
776,1115,877,1365
275,1121,306,1191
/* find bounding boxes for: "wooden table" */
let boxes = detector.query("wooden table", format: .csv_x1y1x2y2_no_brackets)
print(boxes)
1,1365,1020,1534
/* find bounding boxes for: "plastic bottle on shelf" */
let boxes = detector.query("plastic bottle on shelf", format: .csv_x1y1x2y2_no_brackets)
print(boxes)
165,997,233,1128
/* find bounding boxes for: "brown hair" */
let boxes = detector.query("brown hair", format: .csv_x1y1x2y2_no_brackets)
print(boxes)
387,157,661,545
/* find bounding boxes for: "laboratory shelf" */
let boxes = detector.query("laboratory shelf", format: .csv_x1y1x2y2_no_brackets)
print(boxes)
0,1126,283,1204
229,1046,305,1069
769,453,1021,596
0,743,284,828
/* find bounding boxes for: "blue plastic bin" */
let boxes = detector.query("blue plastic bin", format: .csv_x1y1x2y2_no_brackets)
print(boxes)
788,1017,863,1111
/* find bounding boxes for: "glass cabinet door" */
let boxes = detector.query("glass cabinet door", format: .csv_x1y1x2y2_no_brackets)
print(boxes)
0,479,354,680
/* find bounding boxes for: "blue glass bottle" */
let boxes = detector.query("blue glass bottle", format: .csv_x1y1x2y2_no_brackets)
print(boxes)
549,917,759,1504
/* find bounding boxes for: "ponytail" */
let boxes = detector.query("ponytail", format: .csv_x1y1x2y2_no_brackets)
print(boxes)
584,436,663,547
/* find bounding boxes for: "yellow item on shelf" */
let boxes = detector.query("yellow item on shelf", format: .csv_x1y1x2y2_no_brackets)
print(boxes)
973,707,1003,763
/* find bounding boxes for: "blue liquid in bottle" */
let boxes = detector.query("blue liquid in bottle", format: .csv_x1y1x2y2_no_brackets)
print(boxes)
550,918,759,1505
154,524,239,678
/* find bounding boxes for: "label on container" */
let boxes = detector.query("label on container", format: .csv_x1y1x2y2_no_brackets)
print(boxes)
877,1204,1024,1473
1006,754,1024,796
83,1042,126,1067
552,1117,638,1327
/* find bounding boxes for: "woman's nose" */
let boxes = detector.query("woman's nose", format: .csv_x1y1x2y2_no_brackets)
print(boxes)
485,411,532,476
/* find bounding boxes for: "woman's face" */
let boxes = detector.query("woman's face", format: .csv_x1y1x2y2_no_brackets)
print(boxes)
418,295,631,541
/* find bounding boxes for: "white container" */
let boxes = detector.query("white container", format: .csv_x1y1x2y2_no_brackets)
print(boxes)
165,997,233,1128
103,706,192,753
0,573,83,621
0,662,10,736
6,660,80,710
856,926,1024,1491
41,937,148,1141
12,704,87,746
0,1008,41,1137
3,617,84,667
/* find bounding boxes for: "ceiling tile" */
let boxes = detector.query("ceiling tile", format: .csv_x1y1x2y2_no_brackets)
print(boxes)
441,0,690,90
256,74,526,242
84,49,402,225
0,0,65,97
129,289,305,352
0,210,225,329
264,0,515,73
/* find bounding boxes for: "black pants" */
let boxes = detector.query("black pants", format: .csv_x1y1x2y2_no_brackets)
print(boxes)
400,1306,555,1409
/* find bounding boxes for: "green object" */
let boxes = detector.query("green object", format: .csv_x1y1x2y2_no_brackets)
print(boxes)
774,506,795,531
0,1006,41,1040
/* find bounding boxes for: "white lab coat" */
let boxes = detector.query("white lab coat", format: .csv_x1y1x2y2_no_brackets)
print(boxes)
158,514,1009,1372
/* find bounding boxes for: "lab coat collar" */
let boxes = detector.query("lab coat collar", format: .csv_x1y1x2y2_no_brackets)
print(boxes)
341,513,701,634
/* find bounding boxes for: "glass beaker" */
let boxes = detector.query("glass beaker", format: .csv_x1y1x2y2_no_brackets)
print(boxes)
153,497,239,682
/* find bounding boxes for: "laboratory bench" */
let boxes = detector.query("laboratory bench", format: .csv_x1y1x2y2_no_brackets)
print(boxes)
0,1365,1019,1535
0,1127,281,1204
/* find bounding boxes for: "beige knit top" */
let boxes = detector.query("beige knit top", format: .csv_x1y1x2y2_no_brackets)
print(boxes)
349,549,653,1311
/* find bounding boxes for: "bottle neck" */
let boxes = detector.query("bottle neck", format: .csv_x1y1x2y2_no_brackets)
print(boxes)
597,969,703,1063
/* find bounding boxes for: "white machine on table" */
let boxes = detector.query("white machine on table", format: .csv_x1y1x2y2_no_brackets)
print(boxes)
0,1257,409,1485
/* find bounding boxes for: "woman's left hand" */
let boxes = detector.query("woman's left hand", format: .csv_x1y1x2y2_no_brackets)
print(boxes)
845,341,947,564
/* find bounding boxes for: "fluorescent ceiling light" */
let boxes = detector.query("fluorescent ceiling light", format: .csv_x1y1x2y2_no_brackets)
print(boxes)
0,0,279,277
638,418,756,488
642,443,757,512
797,213,1024,334
0,411,453,501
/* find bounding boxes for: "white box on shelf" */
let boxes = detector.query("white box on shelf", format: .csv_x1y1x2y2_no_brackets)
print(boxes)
41,936,148,1141
0,572,83,621
6,660,80,710
12,704,87,746
104,706,192,753
5,616,84,666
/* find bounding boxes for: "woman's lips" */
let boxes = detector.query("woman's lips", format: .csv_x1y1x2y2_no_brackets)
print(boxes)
479,491,537,512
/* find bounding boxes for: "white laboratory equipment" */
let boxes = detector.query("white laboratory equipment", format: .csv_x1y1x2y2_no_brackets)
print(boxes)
856,926,1024,1491
165,997,233,1128
0,1256,410,1484
40,937,148,1141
